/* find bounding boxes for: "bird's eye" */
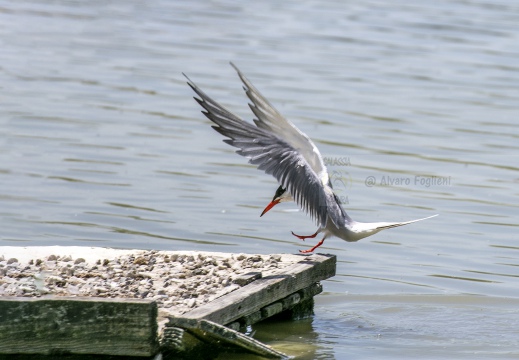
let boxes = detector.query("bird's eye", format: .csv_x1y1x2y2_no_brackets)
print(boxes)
274,186,286,199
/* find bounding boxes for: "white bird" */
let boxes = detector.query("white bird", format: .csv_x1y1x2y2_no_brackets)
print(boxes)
184,63,437,253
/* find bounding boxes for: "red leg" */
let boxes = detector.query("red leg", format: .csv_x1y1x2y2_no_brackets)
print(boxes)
299,235,327,254
291,229,320,241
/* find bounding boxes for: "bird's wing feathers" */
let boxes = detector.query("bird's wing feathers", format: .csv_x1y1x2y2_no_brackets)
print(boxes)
230,63,327,178
185,74,346,229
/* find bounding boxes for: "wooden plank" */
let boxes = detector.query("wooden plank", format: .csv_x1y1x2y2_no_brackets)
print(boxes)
167,318,286,358
169,253,336,326
0,296,158,356
159,282,325,357
195,319,287,358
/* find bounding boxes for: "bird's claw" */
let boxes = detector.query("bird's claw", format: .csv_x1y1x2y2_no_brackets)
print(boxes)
291,230,319,241
298,237,326,254
299,248,313,254
291,231,305,241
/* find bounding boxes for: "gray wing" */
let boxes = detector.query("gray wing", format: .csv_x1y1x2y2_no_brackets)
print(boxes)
230,62,327,178
185,74,346,230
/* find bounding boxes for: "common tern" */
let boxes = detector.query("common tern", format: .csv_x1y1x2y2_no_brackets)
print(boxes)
185,63,437,253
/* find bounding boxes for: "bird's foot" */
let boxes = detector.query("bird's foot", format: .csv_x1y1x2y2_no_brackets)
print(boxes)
291,230,319,241
299,237,326,254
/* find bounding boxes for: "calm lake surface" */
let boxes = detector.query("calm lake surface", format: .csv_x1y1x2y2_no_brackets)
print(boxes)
1,0,518,358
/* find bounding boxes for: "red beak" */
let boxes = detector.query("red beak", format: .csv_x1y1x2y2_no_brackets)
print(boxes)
260,199,280,217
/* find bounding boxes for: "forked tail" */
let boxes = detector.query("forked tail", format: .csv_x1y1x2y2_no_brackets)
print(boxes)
375,214,438,231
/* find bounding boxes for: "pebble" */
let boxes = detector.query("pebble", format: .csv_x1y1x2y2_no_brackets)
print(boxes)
0,251,284,316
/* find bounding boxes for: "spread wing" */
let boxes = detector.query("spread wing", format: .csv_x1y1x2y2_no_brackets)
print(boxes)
230,62,327,180
184,73,347,230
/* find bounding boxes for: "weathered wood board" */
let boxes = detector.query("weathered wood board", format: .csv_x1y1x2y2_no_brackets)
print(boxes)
0,297,158,356
164,319,287,358
169,253,336,326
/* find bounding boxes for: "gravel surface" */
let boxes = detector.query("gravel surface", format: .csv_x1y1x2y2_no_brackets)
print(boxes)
0,247,300,316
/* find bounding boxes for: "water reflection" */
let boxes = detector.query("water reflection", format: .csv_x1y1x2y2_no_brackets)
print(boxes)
248,318,323,360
